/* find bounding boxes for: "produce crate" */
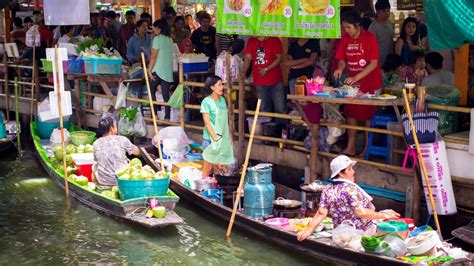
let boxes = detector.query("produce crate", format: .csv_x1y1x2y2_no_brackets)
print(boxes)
117,177,170,200
122,189,180,211
41,59,68,73
83,57,123,75
183,62,208,73
67,57,85,74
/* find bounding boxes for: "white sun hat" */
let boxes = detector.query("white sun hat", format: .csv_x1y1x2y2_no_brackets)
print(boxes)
330,155,357,178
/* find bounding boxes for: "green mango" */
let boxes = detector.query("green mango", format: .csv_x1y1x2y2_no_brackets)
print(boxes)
69,174,77,182
66,155,73,165
115,166,129,177
130,170,141,180
66,144,76,155
54,149,64,162
75,175,88,186
118,173,130,180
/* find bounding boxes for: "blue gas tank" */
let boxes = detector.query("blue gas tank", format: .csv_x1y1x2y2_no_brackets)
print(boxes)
244,164,275,218
0,112,6,139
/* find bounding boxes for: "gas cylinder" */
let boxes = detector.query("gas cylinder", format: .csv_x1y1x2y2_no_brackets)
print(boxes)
244,164,275,218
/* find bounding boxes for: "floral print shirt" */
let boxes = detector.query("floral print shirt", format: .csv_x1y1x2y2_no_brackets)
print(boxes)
319,182,375,230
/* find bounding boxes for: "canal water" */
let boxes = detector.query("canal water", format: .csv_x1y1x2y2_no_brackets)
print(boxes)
0,148,319,265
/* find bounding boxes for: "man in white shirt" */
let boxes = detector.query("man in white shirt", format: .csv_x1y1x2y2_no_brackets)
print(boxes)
422,52,455,87
369,0,393,67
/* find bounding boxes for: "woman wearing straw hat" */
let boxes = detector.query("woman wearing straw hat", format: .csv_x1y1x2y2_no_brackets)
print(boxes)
297,155,400,241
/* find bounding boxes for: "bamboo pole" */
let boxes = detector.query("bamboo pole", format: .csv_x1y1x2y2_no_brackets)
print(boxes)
142,53,164,173
179,63,185,128
54,46,70,198
29,46,36,124
226,99,261,238
402,90,442,237
14,78,21,155
238,76,245,165
3,46,10,121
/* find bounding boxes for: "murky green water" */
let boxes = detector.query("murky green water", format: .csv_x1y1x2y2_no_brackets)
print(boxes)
0,150,316,265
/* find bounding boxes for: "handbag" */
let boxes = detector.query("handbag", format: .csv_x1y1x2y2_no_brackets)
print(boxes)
401,110,439,145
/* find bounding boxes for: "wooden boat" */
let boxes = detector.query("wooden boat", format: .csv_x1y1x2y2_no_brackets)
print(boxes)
31,122,184,228
142,145,417,265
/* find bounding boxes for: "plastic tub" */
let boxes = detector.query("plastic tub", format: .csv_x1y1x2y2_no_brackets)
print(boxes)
186,152,203,162
264,217,289,228
35,118,71,139
68,57,84,74
41,59,68,73
70,131,96,145
376,220,410,239
201,189,221,202
83,57,123,75
117,177,170,200
183,62,208,73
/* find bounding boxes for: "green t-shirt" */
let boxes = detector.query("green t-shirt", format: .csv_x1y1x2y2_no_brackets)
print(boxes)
152,34,174,83
200,96,227,141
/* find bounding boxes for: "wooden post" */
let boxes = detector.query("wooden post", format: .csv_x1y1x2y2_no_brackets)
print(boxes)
454,44,469,105
3,48,10,121
225,53,234,139
3,6,11,43
151,0,162,21
238,77,245,165
29,47,37,124
310,124,319,183
179,62,185,128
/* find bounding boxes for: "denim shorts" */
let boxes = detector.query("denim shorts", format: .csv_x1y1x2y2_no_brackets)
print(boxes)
202,139,211,149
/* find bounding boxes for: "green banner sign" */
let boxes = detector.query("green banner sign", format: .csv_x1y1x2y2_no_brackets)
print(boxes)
216,0,341,39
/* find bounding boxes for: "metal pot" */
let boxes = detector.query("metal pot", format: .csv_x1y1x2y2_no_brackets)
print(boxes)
195,179,213,191
272,197,302,209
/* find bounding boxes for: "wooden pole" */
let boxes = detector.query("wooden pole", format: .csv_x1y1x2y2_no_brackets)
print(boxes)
402,90,442,237
14,78,21,155
179,62,185,128
142,53,165,172
54,46,70,198
226,99,261,238
3,6,11,43
310,124,319,182
237,76,245,165
29,46,36,124
225,53,234,139
454,44,469,105
3,44,9,121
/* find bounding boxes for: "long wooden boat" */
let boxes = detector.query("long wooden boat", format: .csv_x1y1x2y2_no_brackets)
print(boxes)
142,145,418,265
31,122,184,228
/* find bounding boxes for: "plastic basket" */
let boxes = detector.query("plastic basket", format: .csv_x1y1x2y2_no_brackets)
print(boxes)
70,131,96,145
68,57,84,74
35,117,71,139
121,189,179,210
83,57,123,75
117,177,170,200
183,62,208,73
41,59,68,73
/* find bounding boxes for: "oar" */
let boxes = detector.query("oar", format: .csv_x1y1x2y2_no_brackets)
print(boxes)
14,77,21,155
226,99,261,238
402,90,442,237
54,46,69,198
141,52,165,173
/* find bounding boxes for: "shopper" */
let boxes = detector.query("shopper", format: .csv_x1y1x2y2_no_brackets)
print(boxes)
148,18,174,120
422,52,454,87
191,12,217,59
369,0,393,66
118,10,137,57
395,17,427,65
126,20,152,64
172,16,191,44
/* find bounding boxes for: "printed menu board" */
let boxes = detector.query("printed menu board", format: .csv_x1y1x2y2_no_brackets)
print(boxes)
216,0,341,39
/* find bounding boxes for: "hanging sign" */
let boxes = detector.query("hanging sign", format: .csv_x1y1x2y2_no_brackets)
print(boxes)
44,0,90,25
216,0,341,39
397,0,423,10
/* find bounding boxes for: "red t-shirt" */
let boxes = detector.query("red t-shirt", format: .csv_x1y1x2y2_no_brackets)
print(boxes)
38,26,53,47
245,37,283,86
335,29,382,93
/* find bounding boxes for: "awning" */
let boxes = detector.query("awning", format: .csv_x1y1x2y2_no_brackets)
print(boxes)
424,0,474,50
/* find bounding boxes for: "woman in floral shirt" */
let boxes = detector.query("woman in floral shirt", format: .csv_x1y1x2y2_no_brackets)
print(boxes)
297,155,400,241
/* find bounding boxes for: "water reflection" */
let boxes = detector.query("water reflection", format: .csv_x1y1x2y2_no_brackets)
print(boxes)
0,153,316,265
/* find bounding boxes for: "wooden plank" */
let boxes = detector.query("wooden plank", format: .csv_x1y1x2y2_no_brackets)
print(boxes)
288,95,404,107
452,223,474,245
310,124,319,183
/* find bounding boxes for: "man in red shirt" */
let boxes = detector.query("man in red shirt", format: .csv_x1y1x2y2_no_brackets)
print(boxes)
117,10,136,57
334,10,382,156
242,36,286,126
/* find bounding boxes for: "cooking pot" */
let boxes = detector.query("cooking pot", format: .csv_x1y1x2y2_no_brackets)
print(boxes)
195,179,214,191
272,197,302,209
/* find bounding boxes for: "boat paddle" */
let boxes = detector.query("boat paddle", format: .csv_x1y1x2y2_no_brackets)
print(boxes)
402,89,442,238
54,46,70,199
226,99,261,238
141,52,165,173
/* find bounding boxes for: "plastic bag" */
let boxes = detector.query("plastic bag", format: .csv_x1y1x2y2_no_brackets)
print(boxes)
332,221,364,250
168,83,184,109
374,236,407,257
133,110,147,137
50,128,70,145
25,25,41,48
102,106,119,126
157,126,190,146
178,166,202,190
118,116,135,136
114,82,129,109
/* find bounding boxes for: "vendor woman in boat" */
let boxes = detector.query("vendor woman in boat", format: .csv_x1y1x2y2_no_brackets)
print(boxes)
92,117,141,186
297,155,400,241
200,75,235,177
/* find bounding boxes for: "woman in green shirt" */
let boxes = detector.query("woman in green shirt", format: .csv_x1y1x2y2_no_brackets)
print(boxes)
148,18,174,119
200,75,235,177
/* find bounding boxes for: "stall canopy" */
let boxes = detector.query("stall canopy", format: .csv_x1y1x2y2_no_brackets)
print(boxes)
424,0,474,50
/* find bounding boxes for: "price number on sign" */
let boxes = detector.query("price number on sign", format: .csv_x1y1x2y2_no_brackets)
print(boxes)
325,5,335,19
243,6,252,17
284,6,293,18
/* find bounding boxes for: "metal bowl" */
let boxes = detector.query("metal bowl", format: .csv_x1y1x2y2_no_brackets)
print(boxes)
272,197,302,209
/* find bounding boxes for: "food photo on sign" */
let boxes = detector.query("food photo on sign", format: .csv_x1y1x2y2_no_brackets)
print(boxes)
299,0,330,15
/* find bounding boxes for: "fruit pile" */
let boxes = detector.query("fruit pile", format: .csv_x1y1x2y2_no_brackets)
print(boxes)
52,144,94,163
116,158,170,181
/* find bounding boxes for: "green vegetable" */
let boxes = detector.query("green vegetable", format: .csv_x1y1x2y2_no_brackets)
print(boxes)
77,38,106,53
361,236,382,252
119,107,139,121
